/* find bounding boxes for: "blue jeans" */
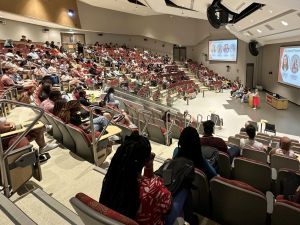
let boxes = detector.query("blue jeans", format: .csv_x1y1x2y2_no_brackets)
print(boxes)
165,189,189,225
93,116,109,132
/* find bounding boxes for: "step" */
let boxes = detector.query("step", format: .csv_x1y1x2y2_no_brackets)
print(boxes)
0,193,36,225
12,188,84,225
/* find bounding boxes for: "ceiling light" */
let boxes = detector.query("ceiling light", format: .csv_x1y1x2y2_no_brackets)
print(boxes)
250,19,254,23
257,29,262,33
269,10,273,13
281,20,288,26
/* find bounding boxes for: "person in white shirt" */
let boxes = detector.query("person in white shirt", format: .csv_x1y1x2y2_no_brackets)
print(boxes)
27,51,40,60
275,136,296,158
240,124,265,151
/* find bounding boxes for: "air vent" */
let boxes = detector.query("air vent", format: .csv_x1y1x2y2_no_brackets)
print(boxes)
265,24,274,31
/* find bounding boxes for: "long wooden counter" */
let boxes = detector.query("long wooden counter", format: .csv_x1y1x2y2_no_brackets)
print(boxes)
266,93,288,110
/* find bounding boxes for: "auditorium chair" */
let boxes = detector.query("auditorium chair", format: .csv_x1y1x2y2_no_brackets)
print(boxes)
256,137,271,146
70,193,139,225
264,123,276,135
271,197,300,225
291,145,300,154
233,157,271,192
70,193,185,225
210,177,267,225
270,154,299,172
191,168,210,217
242,148,268,164
55,118,76,152
275,169,300,196
65,124,109,165
146,122,167,145
44,113,63,143
235,133,247,139
207,113,223,128
0,145,42,196
227,136,240,147
217,152,231,179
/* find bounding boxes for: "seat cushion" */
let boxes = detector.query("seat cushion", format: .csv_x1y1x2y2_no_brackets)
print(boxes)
75,193,138,225
276,195,300,209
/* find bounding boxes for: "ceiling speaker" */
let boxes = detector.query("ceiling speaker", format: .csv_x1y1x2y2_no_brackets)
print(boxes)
249,40,259,56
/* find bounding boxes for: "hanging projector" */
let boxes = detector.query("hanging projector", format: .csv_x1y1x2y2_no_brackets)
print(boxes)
207,0,264,29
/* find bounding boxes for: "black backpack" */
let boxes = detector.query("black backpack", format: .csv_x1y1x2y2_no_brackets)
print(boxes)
155,157,195,196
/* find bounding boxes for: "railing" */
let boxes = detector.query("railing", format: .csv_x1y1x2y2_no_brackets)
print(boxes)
0,100,44,197
89,106,115,165
166,111,176,146
196,114,203,133
184,113,192,127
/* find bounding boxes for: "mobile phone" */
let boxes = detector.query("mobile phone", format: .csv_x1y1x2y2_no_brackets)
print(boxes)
163,169,172,186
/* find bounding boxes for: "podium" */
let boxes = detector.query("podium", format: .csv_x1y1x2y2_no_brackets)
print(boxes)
266,93,288,110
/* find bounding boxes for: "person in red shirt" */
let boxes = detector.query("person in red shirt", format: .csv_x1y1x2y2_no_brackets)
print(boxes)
99,132,172,225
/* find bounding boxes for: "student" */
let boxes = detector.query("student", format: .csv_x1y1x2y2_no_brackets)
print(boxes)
100,132,172,225
103,87,119,107
240,124,265,151
40,90,62,113
274,136,296,158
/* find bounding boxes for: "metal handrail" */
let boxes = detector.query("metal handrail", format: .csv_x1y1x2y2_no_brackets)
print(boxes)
138,109,152,137
0,100,44,197
196,114,203,133
184,113,192,127
166,111,177,146
89,106,115,165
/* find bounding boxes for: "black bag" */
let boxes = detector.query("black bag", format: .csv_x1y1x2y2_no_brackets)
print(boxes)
155,157,195,196
201,146,219,171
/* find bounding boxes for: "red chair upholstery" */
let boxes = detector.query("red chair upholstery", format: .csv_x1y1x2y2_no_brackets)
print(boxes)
210,176,267,225
70,193,138,225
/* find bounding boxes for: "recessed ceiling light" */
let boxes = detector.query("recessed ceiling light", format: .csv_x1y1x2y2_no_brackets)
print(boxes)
250,19,254,23
257,29,262,33
281,20,288,26
269,10,273,13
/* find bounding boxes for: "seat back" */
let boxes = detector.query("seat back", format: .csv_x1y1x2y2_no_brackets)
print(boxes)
272,199,300,225
233,157,271,192
70,193,138,225
44,113,63,143
146,123,166,145
217,152,231,178
210,177,267,225
191,169,210,216
55,119,76,152
228,136,240,146
276,169,300,196
242,148,268,164
65,124,93,163
265,123,276,134
171,123,182,139
0,145,41,195
270,154,299,172
255,137,270,146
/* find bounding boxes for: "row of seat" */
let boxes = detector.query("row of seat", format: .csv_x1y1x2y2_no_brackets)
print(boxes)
69,166,299,225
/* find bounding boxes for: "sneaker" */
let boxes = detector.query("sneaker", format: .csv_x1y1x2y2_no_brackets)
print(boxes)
40,143,59,154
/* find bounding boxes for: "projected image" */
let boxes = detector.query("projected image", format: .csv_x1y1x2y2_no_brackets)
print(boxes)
209,39,237,61
278,47,300,88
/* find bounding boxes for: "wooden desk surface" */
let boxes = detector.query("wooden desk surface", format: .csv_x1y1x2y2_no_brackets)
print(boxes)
0,121,44,138
99,125,121,141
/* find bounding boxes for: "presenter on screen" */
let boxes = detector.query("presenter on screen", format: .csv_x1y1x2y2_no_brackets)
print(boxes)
282,54,289,71
291,56,299,73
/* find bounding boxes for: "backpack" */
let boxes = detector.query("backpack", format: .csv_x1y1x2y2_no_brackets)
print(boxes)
201,145,219,171
155,157,195,196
